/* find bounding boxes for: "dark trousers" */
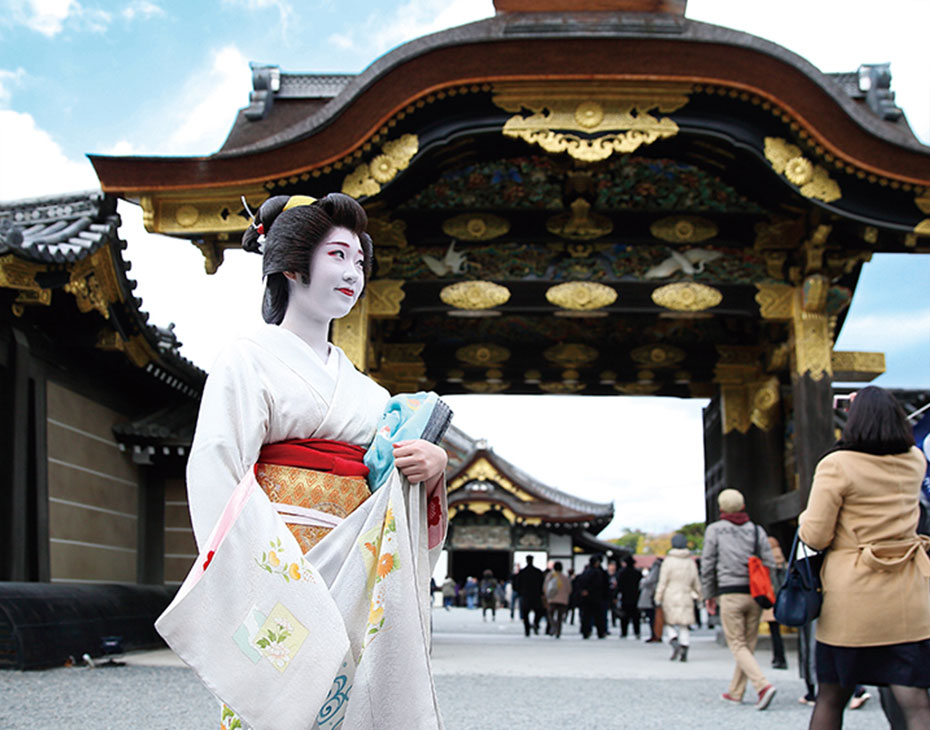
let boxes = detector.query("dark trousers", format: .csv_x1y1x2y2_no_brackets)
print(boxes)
620,605,641,637
547,603,568,638
581,601,607,638
768,621,785,663
521,600,543,636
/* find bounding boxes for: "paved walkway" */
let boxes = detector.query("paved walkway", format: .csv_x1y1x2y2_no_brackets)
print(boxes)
1,608,885,729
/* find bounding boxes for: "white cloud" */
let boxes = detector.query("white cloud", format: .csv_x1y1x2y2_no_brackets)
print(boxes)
0,109,99,200
121,0,163,21
335,0,494,58
7,0,112,36
154,45,252,156
117,201,266,370
0,68,27,106
443,394,708,536
837,310,930,352
221,0,292,34
327,32,354,51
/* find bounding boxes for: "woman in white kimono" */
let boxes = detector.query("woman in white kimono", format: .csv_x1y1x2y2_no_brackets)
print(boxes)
185,193,449,729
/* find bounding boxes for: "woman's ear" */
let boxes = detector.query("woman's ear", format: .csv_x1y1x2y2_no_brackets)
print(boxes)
283,271,307,284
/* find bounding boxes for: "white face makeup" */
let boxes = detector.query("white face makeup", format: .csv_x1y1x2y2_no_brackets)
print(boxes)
287,225,365,323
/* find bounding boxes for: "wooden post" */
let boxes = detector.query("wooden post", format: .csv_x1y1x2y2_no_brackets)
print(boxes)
789,277,835,510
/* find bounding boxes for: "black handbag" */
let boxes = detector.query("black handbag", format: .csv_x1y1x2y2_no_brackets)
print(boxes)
773,528,824,627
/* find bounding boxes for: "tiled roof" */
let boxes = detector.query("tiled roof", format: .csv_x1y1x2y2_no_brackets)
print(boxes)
277,73,355,99
0,190,206,394
443,422,615,520
0,190,116,263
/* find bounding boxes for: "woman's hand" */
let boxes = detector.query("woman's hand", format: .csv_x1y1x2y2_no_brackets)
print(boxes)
392,439,448,485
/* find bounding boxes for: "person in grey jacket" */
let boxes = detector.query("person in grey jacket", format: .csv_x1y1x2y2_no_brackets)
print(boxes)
701,488,778,710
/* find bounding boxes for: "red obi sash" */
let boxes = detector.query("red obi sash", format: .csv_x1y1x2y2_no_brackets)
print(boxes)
257,439,369,478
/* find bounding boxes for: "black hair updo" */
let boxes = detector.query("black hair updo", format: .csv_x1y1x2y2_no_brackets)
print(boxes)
241,192,373,324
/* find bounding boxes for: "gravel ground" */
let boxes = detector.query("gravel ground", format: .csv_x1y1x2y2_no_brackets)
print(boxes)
0,608,887,729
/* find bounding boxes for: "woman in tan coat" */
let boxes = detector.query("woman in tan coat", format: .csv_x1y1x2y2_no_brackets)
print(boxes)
655,533,702,662
799,386,930,730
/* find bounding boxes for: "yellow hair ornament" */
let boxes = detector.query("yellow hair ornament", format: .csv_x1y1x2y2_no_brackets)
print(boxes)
283,195,317,211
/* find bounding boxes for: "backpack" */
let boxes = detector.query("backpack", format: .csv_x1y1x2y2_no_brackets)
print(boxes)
545,573,564,600
749,524,776,608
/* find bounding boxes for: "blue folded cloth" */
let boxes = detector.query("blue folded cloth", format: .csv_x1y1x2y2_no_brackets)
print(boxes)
364,392,453,492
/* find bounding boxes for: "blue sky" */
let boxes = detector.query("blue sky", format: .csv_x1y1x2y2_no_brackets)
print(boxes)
1,0,928,532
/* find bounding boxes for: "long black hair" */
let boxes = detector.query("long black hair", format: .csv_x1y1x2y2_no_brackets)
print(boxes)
838,386,915,456
241,193,373,325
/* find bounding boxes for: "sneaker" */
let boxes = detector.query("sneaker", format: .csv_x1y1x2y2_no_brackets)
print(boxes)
849,692,871,710
721,693,742,704
756,684,777,711
772,659,788,670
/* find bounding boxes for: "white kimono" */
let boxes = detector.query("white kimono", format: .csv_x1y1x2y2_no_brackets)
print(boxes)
167,325,446,730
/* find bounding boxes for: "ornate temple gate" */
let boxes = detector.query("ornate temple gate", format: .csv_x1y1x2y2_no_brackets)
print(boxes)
90,0,930,533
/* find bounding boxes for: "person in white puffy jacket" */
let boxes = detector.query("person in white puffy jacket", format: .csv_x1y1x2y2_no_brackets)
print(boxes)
655,533,702,662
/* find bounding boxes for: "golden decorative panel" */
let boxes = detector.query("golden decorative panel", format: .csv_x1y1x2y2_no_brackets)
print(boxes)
367,217,408,249
442,213,510,241
793,302,832,382
539,382,586,394
456,343,510,367
915,219,930,236
342,134,418,198
140,185,267,236
546,199,613,240
545,281,617,311
366,280,405,317
449,457,535,502
755,283,794,320
371,343,426,394
831,351,886,382
544,342,599,368
463,381,511,394
720,377,780,434
64,247,124,320
96,330,153,368
614,383,660,395
440,281,511,310
331,296,369,372
764,138,841,203
651,282,722,312
0,255,50,314
650,216,718,244
493,82,691,162
631,343,685,369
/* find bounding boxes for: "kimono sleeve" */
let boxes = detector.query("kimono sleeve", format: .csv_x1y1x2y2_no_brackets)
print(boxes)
798,455,845,551
186,341,273,550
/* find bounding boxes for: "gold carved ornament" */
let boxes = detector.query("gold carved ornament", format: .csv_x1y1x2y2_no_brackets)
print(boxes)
545,281,617,311
764,138,841,203
96,330,153,368
651,282,722,312
914,194,930,236
440,281,511,310
493,82,691,162
335,281,406,377
449,457,534,502
755,283,794,320
544,342,599,368
614,383,660,395
546,199,613,240
791,284,832,382
831,351,886,382
139,186,267,237
456,343,510,367
442,213,510,241
0,254,51,316
719,377,780,434
631,343,686,369
650,216,718,244
63,246,125,320
342,134,418,198
539,382,586,394
370,343,427,394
